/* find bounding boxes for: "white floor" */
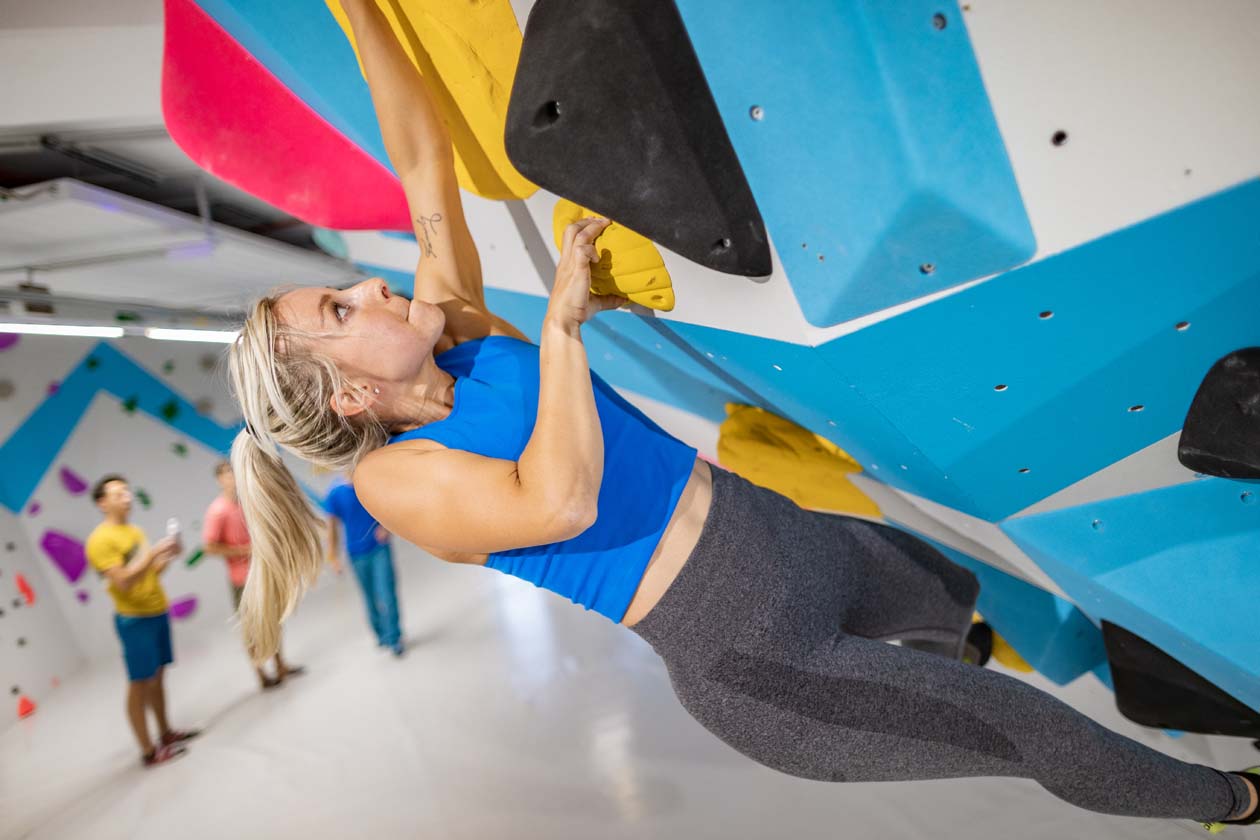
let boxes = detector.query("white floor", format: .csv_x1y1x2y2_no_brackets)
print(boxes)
2,542,1255,840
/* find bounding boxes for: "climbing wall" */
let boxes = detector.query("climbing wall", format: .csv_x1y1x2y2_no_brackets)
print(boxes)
158,0,1260,719
0,333,332,685
0,507,83,726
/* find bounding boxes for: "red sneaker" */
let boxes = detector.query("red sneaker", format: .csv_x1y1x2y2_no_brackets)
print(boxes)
142,743,187,767
160,728,201,747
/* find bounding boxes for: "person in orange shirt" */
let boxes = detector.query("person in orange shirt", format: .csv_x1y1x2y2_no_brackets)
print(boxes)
202,461,303,690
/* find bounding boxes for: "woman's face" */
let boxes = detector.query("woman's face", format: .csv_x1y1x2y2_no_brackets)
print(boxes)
274,278,445,396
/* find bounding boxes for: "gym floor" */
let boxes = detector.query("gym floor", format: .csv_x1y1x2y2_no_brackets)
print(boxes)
1,541,1252,840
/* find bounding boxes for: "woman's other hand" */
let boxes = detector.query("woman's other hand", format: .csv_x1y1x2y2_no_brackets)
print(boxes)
547,218,628,327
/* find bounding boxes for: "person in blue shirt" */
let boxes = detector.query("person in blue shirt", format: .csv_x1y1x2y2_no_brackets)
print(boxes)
323,475,404,657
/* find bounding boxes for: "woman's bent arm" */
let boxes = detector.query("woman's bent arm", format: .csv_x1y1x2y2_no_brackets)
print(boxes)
355,220,621,554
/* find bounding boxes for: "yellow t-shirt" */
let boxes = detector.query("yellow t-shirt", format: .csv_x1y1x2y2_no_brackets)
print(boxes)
86,523,168,617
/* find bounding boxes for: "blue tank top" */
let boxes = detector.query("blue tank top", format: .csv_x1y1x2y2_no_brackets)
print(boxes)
388,336,697,621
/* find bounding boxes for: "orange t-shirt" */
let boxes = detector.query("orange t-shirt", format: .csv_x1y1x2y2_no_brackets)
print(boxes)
203,495,251,587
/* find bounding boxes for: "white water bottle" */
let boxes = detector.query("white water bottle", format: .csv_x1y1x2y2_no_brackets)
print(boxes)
166,517,183,551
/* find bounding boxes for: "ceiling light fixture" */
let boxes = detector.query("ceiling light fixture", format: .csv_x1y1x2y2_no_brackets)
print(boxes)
143,327,238,343
0,322,124,338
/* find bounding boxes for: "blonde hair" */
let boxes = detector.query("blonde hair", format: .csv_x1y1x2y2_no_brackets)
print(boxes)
228,294,389,660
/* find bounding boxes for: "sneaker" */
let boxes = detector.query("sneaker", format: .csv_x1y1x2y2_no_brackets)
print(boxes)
160,728,201,747
142,743,187,767
390,642,406,658
1201,766,1260,833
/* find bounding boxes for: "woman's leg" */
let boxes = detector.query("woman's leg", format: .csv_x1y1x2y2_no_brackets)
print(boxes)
633,466,1252,823
662,632,1249,822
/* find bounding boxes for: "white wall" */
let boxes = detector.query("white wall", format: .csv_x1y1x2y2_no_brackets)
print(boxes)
0,507,83,723
0,332,329,699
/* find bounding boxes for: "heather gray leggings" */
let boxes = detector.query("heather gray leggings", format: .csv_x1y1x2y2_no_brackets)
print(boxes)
630,466,1250,823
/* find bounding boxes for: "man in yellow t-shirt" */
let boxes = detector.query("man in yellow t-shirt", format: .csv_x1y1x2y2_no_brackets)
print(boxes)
86,474,199,767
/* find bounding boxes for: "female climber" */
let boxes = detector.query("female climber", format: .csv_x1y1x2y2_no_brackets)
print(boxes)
226,0,1257,830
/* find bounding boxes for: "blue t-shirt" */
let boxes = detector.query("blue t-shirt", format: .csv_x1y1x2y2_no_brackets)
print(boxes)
388,336,696,622
322,480,385,557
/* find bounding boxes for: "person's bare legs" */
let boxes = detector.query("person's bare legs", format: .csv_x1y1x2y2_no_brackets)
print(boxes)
146,667,171,736
272,637,304,681
126,681,153,755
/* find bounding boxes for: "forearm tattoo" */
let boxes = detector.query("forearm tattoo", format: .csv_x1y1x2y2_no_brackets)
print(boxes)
415,213,444,258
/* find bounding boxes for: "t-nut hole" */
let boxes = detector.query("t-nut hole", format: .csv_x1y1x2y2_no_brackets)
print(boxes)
535,100,562,127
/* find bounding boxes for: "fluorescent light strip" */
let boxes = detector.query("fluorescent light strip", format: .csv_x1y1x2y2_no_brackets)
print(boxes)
143,327,238,343
0,322,124,338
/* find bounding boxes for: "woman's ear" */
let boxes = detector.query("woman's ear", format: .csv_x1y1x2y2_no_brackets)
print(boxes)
330,386,369,418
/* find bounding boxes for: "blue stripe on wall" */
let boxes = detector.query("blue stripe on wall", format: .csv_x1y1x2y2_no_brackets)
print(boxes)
0,342,240,512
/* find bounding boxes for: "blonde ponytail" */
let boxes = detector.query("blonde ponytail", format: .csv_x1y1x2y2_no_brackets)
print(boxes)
228,294,390,661
230,429,323,660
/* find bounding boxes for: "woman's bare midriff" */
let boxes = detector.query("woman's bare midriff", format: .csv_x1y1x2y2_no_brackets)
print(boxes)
620,458,711,626
418,459,714,626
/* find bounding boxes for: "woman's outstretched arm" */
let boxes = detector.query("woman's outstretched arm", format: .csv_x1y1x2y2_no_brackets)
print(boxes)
342,0,494,317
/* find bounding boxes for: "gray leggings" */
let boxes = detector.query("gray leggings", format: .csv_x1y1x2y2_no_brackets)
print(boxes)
630,466,1250,823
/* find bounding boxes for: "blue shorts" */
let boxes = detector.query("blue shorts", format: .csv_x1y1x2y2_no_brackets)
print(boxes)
114,612,173,682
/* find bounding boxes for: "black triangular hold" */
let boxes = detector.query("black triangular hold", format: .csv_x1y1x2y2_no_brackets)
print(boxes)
505,0,771,277
1102,621,1260,736
1178,347,1260,479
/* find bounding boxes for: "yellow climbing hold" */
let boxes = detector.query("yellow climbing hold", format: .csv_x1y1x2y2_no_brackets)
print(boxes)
552,199,675,311
717,404,881,519
992,633,1035,673
973,612,1035,673
327,0,536,200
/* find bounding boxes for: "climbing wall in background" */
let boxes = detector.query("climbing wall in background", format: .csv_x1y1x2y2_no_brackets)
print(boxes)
0,333,334,704
0,508,82,724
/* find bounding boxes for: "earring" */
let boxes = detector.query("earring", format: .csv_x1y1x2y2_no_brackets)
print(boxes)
373,387,380,394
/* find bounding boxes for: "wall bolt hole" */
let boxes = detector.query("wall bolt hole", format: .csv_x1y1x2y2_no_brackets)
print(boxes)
535,101,562,127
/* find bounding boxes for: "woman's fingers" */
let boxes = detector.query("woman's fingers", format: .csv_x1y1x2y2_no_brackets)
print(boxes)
562,217,610,253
